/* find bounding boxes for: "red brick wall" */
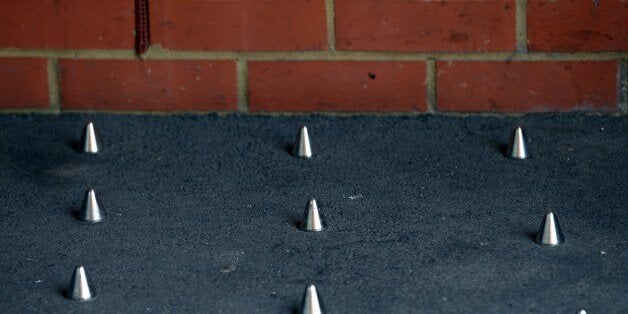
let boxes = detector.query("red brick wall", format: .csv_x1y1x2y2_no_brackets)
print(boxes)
0,0,626,113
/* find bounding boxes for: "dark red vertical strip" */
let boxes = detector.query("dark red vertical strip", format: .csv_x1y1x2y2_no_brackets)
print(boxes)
135,0,150,55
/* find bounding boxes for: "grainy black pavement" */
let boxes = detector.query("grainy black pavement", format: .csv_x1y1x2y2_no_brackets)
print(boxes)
0,113,626,313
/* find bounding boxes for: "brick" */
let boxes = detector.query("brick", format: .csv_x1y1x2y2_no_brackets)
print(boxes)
60,60,237,111
436,61,618,112
335,0,516,52
0,1,134,49
248,61,426,112
151,0,327,51
0,58,49,109
528,0,628,52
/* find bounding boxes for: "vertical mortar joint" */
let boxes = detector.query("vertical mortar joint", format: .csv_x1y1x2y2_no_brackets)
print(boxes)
426,58,437,113
237,60,249,113
47,58,61,112
515,0,528,53
325,0,336,51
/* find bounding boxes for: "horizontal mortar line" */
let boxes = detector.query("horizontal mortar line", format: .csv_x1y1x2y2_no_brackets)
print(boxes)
239,110,628,118
1,108,626,118
144,49,628,61
63,109,427,117
0,108,501,117
0,108,62,114
1,48,626,61
34,108,239,116
0,49,137,59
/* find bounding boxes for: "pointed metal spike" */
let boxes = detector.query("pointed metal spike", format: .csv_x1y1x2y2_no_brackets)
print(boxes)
79,189,107,223
80,121,103,154
67,266,96,301
293,125,312,159
505,126,529,159
300,198,327,232
535,211,565,246
298,285,325,314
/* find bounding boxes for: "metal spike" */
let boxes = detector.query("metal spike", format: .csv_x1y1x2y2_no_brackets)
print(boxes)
505,126,529,159
67,266,96,301
80,121,103,154
300,198,327,232
293,125,312,159
298,285,325,314
79,189,107,223
535,211,565,246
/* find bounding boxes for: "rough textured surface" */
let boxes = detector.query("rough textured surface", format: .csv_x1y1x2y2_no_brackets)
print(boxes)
60,60,237,111
248,61,426,112
335,0,516,52
0,1,134,49
151,0,328,51
0,113,626,313
0,58,49,108
527,0,628,52
437,61,619,112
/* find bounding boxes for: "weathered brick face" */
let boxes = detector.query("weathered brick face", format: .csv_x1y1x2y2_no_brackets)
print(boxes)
0,58,48,108
151,0,328,51
249,61,426,112
335,0,516,52
437,61,618,112
527,0,628,52
0,0,625,112
0,1,134,49
60,60,237,111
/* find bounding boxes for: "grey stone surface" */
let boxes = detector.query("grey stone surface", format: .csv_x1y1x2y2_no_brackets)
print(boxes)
0,113,626,313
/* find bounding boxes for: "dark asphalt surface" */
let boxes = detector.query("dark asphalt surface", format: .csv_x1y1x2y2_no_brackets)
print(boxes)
0,113,626,313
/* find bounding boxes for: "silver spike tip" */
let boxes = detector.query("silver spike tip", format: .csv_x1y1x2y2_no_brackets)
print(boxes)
293,125,312,159
80,121,103,154
300,199,327,232
79,189,107,223
535,211,565,246
505,126,529,159
67,266,96,301
298,285,325,314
